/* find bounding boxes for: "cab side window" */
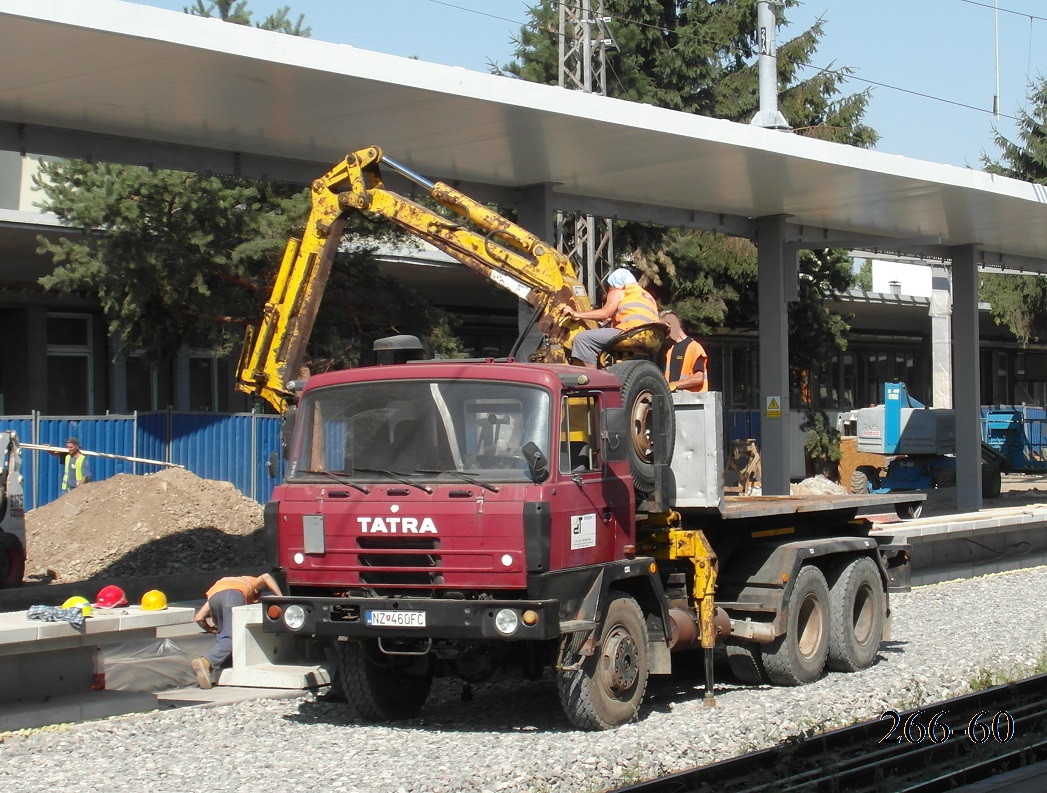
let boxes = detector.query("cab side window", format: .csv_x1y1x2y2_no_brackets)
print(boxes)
559,395,598,474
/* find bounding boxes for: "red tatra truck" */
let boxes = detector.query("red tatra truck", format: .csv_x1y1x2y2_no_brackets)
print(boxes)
259,357,911,729
241,146,915,729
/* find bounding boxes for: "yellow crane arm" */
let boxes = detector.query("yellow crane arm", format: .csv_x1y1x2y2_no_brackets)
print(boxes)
237,145,597,412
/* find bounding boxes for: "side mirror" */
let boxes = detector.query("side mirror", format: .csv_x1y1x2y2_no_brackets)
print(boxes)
522,441,550,483
266,450,280,479
280,407,297,460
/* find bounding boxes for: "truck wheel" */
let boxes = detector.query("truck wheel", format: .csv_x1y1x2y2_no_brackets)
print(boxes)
0,530,25,589
895,502,923,520
557,592,650,729
982,464,1002,499
763,565,830,686
826,557,884,672
337,639,433,721
607,360,675,494
849,470,870,494
726,642,769,684
935,467,956,488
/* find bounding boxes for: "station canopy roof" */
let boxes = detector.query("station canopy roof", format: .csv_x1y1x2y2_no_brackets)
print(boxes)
2,0,1047,272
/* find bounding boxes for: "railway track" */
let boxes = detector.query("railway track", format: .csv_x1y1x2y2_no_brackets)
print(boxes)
618,673,1047,793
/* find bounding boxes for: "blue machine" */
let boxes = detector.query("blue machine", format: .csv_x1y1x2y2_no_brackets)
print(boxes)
850,383,1004,517
982,407,1047,473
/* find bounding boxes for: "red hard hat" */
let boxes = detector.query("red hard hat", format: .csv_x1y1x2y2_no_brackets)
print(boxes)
95,584,128,609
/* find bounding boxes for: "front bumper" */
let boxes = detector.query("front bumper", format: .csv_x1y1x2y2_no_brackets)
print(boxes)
262,595,563,641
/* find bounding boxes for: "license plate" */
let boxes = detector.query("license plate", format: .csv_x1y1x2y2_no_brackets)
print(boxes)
366,610,426,627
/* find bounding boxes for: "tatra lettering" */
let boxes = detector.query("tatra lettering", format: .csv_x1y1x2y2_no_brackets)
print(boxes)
357,516,438,534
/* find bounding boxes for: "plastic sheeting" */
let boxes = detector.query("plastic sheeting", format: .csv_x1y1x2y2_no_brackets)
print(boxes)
102,638,198,692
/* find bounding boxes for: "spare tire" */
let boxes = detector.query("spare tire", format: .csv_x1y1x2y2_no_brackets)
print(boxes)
607,360,675,493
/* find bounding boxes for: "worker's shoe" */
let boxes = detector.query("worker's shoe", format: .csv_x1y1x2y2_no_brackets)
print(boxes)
192,657,213,689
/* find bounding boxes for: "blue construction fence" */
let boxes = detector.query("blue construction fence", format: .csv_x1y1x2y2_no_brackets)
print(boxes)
3,411,282,511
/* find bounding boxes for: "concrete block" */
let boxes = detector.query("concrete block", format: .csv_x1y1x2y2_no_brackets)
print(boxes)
218,663,331,689
80,690,158,721
116,606,195,631
0,690,158,732
0,699,83,731
13,645,95,699
216,604,332,690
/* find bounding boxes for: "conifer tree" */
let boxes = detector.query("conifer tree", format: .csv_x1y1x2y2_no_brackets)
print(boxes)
503,0,876,375
980,77,1047,346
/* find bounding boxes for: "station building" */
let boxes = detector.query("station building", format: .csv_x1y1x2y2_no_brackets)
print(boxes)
0,151,1040,422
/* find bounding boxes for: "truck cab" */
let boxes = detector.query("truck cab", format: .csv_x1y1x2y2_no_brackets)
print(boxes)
263,360,674,727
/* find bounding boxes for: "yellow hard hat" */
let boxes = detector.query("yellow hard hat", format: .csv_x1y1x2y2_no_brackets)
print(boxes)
62,595,93,617
140,589,168,611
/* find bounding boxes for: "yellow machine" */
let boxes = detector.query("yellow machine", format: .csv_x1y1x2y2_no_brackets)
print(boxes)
236,146,664,413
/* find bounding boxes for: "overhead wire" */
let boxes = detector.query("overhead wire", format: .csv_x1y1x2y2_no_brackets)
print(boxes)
413,0,1030,124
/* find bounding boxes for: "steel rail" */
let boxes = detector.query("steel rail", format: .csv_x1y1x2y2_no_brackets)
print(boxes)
617,674,1047,793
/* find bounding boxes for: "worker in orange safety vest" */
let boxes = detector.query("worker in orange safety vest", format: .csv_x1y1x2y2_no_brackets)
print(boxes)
563,268,659,368
659,310,709,393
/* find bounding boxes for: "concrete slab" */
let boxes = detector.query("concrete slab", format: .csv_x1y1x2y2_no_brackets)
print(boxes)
156,684,306,710
0,690,158,732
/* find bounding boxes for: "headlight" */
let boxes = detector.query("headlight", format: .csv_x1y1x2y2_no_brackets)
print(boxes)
494,608,519,636
284,604,306,631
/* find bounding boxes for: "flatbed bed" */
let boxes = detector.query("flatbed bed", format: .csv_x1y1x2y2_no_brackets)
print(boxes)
714,492,925,520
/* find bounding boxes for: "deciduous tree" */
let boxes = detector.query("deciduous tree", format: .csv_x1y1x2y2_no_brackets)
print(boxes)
35,2,463,379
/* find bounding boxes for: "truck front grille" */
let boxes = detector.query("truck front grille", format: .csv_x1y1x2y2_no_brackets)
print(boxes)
357,537,441,587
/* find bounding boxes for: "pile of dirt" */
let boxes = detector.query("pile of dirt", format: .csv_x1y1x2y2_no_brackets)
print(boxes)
24,467,266,583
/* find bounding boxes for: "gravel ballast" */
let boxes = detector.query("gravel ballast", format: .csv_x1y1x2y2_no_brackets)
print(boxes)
4,566,1047,793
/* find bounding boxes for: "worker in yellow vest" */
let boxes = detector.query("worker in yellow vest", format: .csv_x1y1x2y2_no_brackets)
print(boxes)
53,437,91,491
563,268,659,368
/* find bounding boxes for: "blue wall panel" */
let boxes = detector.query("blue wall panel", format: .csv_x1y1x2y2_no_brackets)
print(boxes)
3,412,282,510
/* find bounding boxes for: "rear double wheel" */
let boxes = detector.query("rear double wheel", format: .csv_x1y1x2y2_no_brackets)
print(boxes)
826,557,885,672
726,642,769,685
558,592,650,729
337,639,433,721
763,565,830,686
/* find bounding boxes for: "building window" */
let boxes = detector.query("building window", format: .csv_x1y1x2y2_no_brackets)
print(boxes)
125,353,157,412
189,354,218,412
46,313,92,414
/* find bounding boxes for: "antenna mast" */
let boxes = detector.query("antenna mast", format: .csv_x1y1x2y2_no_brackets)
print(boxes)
557,0,618,298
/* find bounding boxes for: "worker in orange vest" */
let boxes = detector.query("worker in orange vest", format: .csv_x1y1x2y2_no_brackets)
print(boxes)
659,310,709,393
563,268,659,368
191,572,282,688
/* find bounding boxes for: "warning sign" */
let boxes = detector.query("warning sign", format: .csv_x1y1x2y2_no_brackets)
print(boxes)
765,396,781,419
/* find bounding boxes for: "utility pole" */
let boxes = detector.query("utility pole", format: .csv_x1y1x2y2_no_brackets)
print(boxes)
750,0,791,130
557,0,617,298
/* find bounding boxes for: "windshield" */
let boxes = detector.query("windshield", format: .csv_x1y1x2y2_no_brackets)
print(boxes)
288,379,551,483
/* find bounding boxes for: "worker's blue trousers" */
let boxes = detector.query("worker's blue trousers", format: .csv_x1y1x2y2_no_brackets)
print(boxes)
204,588,247,669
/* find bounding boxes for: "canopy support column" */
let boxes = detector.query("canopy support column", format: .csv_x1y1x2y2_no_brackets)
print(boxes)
757,216,795,495
950,245,982,513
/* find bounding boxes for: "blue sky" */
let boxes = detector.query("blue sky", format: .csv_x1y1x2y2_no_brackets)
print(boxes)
130,0,1047,169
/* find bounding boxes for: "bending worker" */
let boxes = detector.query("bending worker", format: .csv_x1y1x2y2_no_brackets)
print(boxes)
192,572,282,688
562,268,659,368
660,310,709,393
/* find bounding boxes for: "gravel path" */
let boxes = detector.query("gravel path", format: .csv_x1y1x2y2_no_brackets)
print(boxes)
4,566,1047,793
